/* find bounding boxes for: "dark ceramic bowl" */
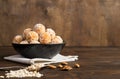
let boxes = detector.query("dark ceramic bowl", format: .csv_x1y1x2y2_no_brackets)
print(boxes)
12,43,65,59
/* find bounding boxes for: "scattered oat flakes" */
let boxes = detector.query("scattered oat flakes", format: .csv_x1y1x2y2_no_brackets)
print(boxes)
0,76,4,78
4,63,44,78
26,63,45,71
5,69,43,78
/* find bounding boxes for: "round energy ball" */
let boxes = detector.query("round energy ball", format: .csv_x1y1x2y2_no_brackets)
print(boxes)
46,28,56,40
30,40,40,44
51,36,63,44
20,40,29,44
23,28,32,39
39,32,51,44
33,23,45,35
26,31,39,42
13,35,23,44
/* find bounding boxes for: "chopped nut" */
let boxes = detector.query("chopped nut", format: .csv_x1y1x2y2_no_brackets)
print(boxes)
47,65,56,69
74,63,80,68
61,62,68,65
61,65,72,71
57,64,63,68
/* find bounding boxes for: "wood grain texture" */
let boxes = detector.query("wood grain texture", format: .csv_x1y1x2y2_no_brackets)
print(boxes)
0,0,120,46
1,47,120,79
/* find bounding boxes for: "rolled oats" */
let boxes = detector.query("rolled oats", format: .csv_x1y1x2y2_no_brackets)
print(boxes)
5,69,43,78
26,63,45,71
0,76,4,78
4,63,44,78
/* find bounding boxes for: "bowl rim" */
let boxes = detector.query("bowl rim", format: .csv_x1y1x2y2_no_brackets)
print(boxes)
12,42,66,45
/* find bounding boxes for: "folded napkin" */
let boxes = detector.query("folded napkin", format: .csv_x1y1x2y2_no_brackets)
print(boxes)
4,54,78,64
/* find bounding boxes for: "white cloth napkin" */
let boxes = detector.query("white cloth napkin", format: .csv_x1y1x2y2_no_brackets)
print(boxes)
4,54,78,64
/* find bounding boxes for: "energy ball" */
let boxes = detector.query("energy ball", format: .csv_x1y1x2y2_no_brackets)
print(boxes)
23,28,32,39
13,35,23,44
20,40,29,44
13,23,64,44
26,31,39,42
46,28,56,40
51,36,63,44
33,23,45,35
30,40,40,44
39,32,51,44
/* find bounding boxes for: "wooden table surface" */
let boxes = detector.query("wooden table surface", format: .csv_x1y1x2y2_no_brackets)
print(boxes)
0,46,120,79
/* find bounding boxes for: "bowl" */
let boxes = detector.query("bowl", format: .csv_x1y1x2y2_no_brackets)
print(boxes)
12,43,65,59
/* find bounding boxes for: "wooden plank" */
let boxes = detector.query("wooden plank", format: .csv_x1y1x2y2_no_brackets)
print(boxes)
0,0,120,46
1,47,120,79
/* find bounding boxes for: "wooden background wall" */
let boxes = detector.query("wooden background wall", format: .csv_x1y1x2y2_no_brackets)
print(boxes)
0,0,120,46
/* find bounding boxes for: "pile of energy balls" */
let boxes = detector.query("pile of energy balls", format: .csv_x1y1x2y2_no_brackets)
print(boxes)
13,23,63,44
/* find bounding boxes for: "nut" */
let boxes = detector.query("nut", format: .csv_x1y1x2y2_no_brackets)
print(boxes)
61,62,68,65
57,64,63,68
47,65,56,69
74,63,80,68
61,65,72,71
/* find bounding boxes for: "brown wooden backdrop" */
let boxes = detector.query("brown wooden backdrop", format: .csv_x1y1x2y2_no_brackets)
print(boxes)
0,0,120,46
